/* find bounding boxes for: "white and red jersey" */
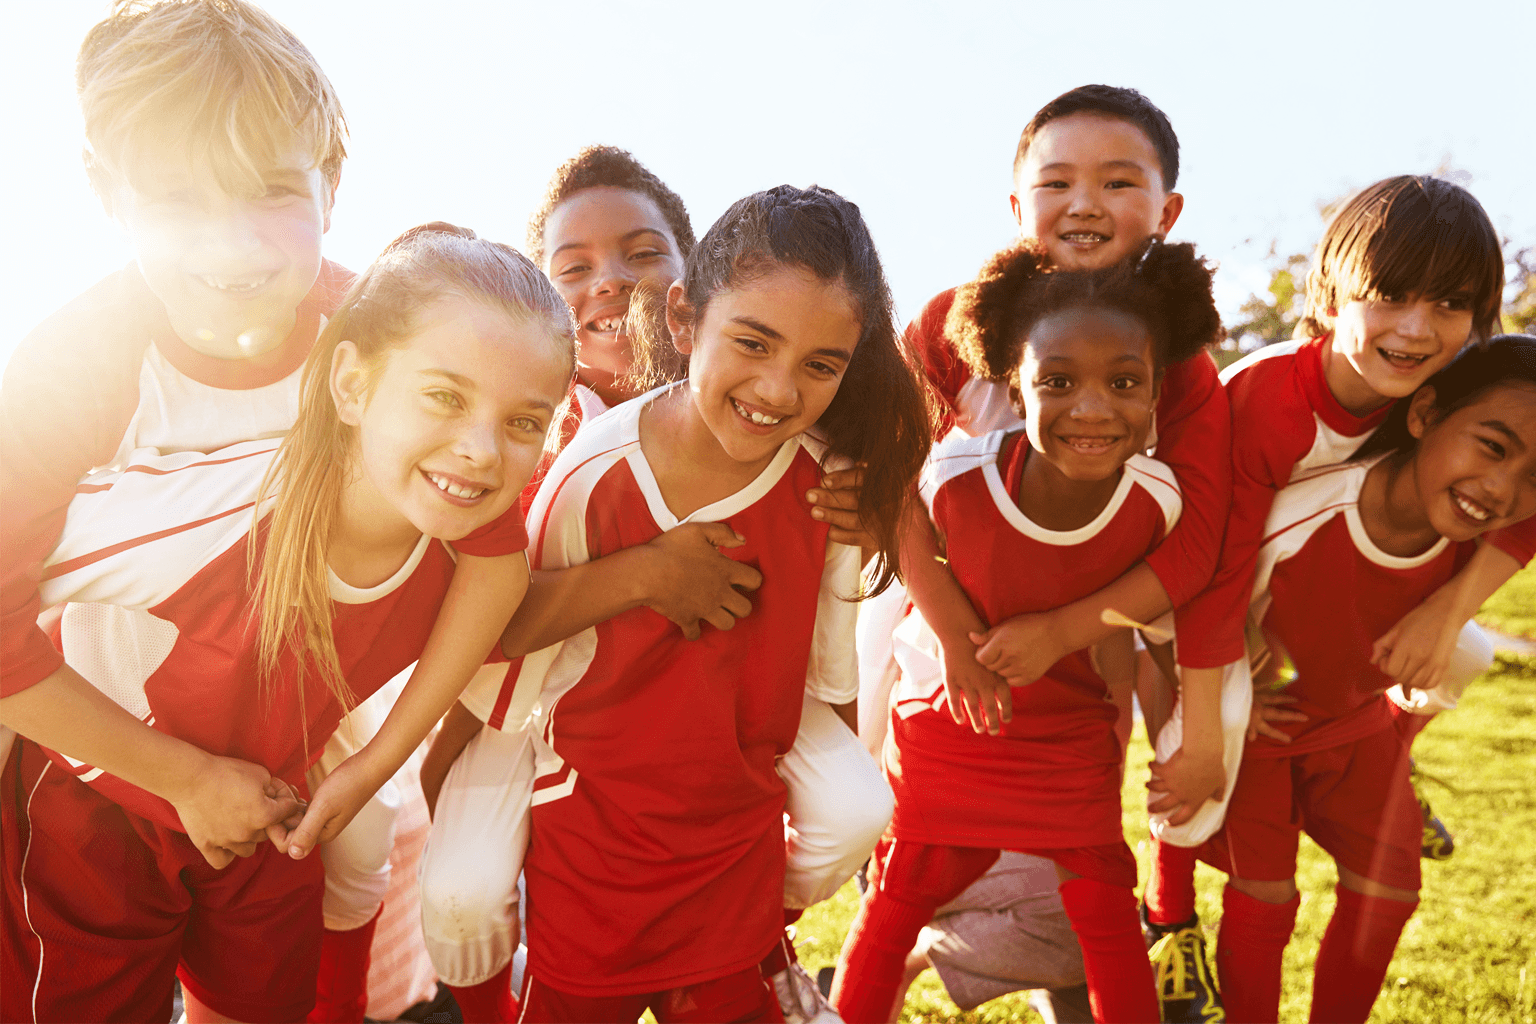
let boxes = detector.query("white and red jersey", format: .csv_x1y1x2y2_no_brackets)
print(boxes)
1178,337,1536,669
1,261,354,694
887,430,1181,850
518,381,611,516
9,438,490,832
1244,459,1475,758
904,287,1229,635
509,387,860,996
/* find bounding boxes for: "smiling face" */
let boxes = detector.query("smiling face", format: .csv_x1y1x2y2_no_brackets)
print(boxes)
1328,294,1476,407
1011,112,1182,272
333,294,573,542
542,187,685,403
1015,306,1158,482
1405,384,1536,542
113,143,333,359
670,265,861,469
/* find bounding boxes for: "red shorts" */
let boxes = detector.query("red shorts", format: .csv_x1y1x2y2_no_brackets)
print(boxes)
1198,723,1421,892
1,738,324,1023
519,965,783,1023
867,833,1138,908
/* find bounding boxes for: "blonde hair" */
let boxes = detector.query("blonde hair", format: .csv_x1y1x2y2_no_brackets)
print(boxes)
77,0,348,201
251,223,575,718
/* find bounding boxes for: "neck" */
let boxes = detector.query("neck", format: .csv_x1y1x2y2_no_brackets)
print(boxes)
167,310,297,361
641,385,780,520
1014,445,1122,531
578,367,641,408
1320,336,1391,417
328,467,424,589
1358,453,1441,557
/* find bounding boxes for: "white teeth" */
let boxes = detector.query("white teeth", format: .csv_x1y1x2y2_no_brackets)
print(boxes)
1453,492,1489,521
1062,232,1107,242
1064,436,1116,450
733,399,784,426
589,316,622,332
1380,349,1428,367
427,472,487,500
198,273,271,292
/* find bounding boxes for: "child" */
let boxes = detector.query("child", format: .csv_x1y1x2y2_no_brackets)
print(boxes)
830,238,1224,1024
1198,336,1536,1023
419,152,895,1023
491,184,929,1022
0,225,574,1022
1144,175,1520,1014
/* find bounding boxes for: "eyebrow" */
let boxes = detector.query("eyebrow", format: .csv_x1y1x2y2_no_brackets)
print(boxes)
1036,353,1148,365
550,228,670,261
1480,420,1527,450
1035,159,1149,175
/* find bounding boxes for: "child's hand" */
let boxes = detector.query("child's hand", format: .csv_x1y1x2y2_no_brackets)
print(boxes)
275,751,386,860
807,464,876,550
1247,689,1306,743
173,755,305,869
939,636,1012,735
969,612,1066,688
642,523,763,639
1371,590,1458,695
1146,747,1225,826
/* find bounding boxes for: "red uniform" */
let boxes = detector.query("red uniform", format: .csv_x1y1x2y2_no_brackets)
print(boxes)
903,287,1228,625
0,439,521,1022
514,389,860,1005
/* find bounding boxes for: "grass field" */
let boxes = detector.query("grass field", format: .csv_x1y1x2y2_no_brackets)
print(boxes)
797,569,1536,1023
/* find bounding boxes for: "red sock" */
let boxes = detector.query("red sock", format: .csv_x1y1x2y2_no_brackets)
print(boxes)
1145,838,1199,926
828,887,933,1023
1310,885,1417,1023
1057,877,1159,1024
306,907,382,1023
448,960,517,1024
1215,885,1298,1024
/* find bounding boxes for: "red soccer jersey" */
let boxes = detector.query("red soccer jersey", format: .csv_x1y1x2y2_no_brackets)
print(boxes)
513,388,861,996
1244,459,1475,758
10,438,506,831
903,287,1229,627
887,430,1181,850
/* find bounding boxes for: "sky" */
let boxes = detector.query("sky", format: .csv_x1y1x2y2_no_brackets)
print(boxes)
2,0,1534,370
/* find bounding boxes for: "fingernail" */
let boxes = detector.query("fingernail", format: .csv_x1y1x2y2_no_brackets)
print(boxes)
811,508,824,520
806,490,821,503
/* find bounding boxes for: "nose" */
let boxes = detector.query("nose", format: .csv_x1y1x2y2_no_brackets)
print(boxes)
1065,182,1102,219
753,358,798,409
592,254,638,297
204,198,264,260
1395,300,1435,341
452,417,500,469
1069,383,1115,421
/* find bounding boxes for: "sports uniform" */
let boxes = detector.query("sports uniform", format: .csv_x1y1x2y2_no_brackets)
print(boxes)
1197,457,1474,1023
832,429,1177,1024
0,437,520,1022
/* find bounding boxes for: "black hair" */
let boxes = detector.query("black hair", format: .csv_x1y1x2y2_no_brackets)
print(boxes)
1355,335,1536,460
526,145,695,267
1301,175,1504,342
635,184,931,597
947,238,1222,385
1014,84,1179,189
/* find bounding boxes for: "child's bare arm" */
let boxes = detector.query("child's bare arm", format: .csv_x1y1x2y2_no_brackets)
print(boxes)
420,700,485,819
1146,665,1225,825
901,506,1011,735
808,464,876,554
1372,544,1521,692
501,522,762,656
283,552,530,857
1,665,302,868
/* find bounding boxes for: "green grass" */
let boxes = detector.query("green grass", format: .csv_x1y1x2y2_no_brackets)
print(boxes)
1477,562,1536,639
798,651,1536,1023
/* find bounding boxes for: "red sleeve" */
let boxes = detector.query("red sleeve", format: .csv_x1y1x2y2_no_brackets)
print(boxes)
1,269,157,696
450,505,530,558
1175,365,1313,669
902,288,969,436
1144,352,1230,609
1486,518,1536,568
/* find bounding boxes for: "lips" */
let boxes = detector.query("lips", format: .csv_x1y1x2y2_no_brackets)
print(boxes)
1449,487,1492,524
195,271,277,294
423,470,492,505
1377,347,1431,371
1059,231,1110,244
731,397,786,428
1058,434,1122,456
583,303,629,334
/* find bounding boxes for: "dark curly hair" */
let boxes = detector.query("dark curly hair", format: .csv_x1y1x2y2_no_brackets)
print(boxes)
1299,175,1504,343
1014,84,1179,190
526,144,695,267
947,238,1222,385
630,184,931,596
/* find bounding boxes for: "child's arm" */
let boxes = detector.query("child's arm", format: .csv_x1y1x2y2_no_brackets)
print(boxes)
1,665,303,868
420,699,485,819
1145,665,1225,825
1372,543,1523,692
280,551,529,858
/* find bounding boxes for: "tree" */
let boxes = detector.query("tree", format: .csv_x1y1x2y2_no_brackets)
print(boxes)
1503,245,1535,334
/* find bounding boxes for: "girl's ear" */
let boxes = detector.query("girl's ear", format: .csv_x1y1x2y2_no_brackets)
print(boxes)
330,341,367,426
666,280,694,355
1007,374,1025,416
1405,385,1440,440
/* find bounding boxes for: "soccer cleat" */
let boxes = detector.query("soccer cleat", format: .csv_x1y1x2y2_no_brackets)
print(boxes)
1146,917,1226,1023
771,959,843,1024
1413,768,1456,860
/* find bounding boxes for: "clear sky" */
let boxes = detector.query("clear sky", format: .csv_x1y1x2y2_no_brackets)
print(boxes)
3,0,1533,370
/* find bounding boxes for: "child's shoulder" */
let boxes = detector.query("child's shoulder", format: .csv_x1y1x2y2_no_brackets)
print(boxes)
923,428,1008,493
8,264,162,386
1263,459,1370,554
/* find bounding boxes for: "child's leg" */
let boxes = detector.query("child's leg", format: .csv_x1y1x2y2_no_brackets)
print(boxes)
1040,846,1159,1024
780,691,893,911
418,723,535,1019
829,838,997,1023
1309,874,1418,1024
1215,881,1299,1024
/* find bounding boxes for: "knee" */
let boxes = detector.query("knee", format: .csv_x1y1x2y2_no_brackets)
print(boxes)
1229,876,1298,905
